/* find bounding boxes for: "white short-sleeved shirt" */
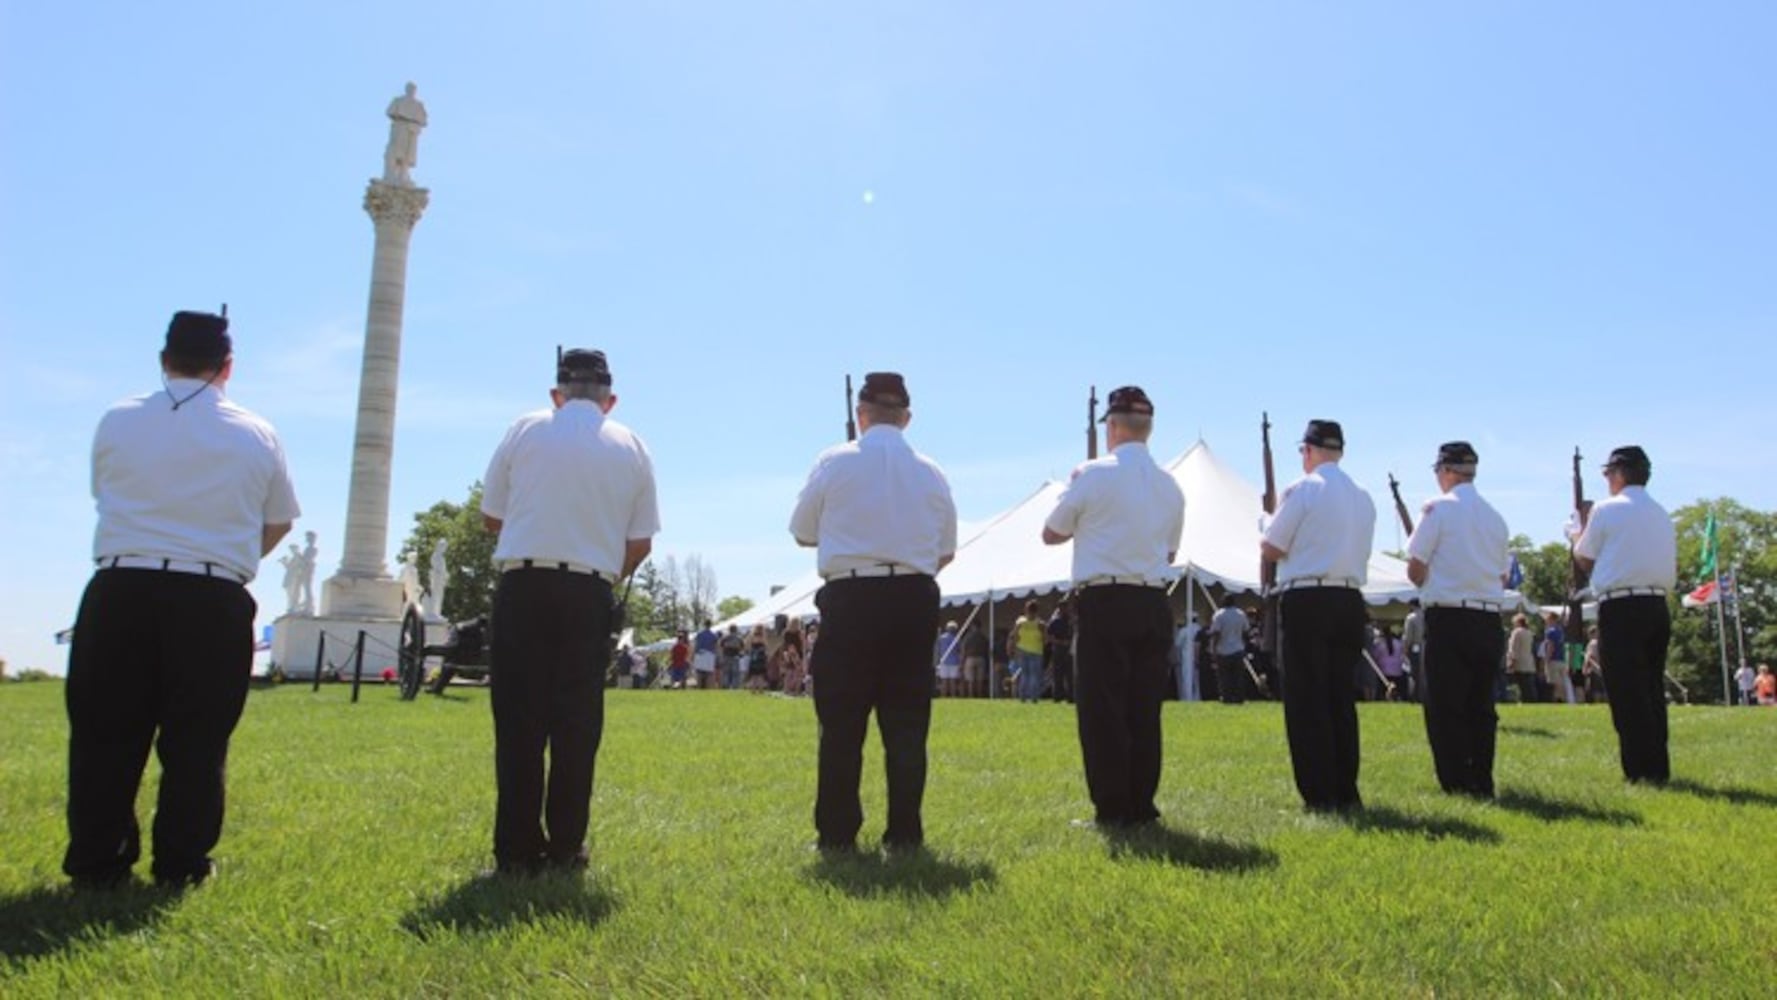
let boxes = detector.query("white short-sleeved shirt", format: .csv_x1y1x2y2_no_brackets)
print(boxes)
1573,486,1677,595
1406,482,1510,605
92,379,301,582
788,424,957,578
1209,605,1250,656
481,400,660,577
1263,461,1376,586
1045,442,1185,585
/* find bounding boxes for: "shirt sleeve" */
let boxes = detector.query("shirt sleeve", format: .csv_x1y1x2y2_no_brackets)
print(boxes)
480,422,519,519
627,438,662,540
1405,501,1440,565
1168,487,1186,558
1044,466,1090,538
261,433,302,525
788,455,828,546
1573,504,1608,562
1263,479,1311,553
933,465,959,557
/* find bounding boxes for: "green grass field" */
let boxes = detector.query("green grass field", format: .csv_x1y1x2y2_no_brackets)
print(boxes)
2,681,1773,997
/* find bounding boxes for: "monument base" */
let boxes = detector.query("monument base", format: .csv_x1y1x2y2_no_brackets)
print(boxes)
270,613,404,681
322,573,406,620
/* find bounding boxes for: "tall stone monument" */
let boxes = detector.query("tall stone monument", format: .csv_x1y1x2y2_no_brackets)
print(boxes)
273,84,430,678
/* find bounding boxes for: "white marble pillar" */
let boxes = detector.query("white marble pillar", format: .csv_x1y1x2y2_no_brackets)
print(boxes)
322,179,429,619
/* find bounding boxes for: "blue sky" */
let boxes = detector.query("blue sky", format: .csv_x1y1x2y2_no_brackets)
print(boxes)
3,1,1773,674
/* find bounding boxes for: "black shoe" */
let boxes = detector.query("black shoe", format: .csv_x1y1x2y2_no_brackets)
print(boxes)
544,850,590,874
813,840,858,859
152,860,216,890
881,837,925,858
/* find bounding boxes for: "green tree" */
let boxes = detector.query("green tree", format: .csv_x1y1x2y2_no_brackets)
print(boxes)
1666,499,1776,702
1507,535,1571,608
717,595,755,621
397,482,499,623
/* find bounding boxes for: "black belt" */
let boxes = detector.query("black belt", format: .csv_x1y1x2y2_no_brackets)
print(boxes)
498,559,615,584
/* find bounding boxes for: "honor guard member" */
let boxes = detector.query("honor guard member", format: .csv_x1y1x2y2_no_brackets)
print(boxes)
790,372,958,853
1260,419,1377,813
1572,446,1677,784
1405,442,1510,799
1042,386,1185,829
480,348,660,874
67,309,301,888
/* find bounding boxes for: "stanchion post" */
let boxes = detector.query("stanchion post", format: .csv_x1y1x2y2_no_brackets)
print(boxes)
311,632,326,693
350,630,367,703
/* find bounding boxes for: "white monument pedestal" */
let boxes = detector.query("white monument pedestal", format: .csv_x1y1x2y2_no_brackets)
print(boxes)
271,613,405,682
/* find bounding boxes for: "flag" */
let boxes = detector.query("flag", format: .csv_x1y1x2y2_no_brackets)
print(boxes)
1698,513,1719,583
1506,554,1524,590
1682,579,1719,609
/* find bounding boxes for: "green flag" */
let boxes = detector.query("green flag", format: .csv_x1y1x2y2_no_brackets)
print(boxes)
1699,513,1718,583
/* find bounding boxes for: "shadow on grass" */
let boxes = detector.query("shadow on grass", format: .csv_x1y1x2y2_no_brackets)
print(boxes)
401,872,619,939
1665,778,1777,809
1495,790,1641,826
805,848,997,900
1347,805,1501,844
0,883,178,965
1498,725,1559,739
1103,825,1279,874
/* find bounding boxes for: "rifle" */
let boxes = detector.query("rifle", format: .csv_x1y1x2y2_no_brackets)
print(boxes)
1259,412,1279,655
1565,447,1593,635
1086,385,1099,459
1387,473,1414,536
844,374,857,442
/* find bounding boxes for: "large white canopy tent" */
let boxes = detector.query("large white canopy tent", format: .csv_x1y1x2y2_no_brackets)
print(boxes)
715,440,1417,634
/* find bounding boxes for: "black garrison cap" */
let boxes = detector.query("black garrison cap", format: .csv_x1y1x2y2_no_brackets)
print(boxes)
1603,445,1651,472
1435,441,1479,468
1302,419,1344,450
164,311,231,362
859,372,910,407
1100,385,1155,421
558,348,612,385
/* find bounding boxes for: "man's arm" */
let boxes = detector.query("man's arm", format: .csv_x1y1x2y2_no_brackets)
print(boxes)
262,522,293,557
483,515,503,535
1042,527,1071,545
622,538,653,579
1260,541,1288,563
1407,558,1429,587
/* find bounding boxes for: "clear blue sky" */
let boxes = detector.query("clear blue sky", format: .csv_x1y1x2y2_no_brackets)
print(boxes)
3,1,1773,674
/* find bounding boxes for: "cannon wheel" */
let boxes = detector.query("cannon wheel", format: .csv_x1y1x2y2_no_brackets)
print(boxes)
397,606,426,701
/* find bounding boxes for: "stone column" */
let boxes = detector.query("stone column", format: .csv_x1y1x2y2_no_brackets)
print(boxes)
321,179,429,619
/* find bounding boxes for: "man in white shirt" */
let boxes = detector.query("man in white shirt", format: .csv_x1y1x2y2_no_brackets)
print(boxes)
481,348,660,874
68,310,301,889
791,372,957,853
1573,446,1678,784
1208,603,1252,704
1044,386,1185,830
1261,419,1377,814
1405,441,1510,799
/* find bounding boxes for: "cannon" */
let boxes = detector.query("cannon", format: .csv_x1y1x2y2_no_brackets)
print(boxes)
396,606,492,700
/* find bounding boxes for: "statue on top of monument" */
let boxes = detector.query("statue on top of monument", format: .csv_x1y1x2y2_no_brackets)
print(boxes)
382,82,428,186
397,553,423,610
425,538,449,620
298,530,318,613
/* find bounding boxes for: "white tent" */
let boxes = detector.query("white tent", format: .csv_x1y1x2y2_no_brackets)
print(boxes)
939,441,1416,607
716,440,1417,629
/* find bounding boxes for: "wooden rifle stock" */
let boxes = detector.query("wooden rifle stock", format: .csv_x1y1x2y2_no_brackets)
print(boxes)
1086,385,1098,460
1565,447,1593,634
1387,473,1414,536
844,375,857,442
1259,413,1279,654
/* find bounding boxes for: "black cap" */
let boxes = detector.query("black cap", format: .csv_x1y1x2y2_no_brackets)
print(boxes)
1100,385,1154,421
557,348,612,386
859,372,909,407
1302,419,1344,450
1434,441,1479,468
1602,445,1651,472
164,311,231,362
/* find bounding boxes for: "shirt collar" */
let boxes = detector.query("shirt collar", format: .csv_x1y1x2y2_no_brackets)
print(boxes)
860,424,905,443
163,376,225,402
1111,441,1151,458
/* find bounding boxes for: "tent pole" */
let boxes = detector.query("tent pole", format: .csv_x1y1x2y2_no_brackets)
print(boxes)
987,586,996,701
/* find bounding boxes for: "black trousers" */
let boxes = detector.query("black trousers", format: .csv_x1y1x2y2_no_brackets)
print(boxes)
64,569,255,884
1074,585,1173,826
812,574,939,848
490,568,612,869
1420,608,1503,797
1216,653,1248,704
1598,595,1672,783
1279,587,1366,811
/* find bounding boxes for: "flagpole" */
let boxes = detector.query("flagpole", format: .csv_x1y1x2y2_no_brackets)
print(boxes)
1714,580,1731,705
1728,563,1749,692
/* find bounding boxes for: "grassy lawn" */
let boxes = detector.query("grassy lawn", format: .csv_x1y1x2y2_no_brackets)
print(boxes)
2,680,1773,997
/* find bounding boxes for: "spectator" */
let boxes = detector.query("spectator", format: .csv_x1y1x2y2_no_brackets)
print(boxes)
1507,614,1538,705
719,625,746,690
1542,611,1574,704
746,625,770,692
692,620,720,691
668,631,691,689
934,621,963,698
1734,661,1757,707
1372,624,1406,701
1047,599,1075,703
961,621,990,698
1008,600,1047,703
1755,664,1776,706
